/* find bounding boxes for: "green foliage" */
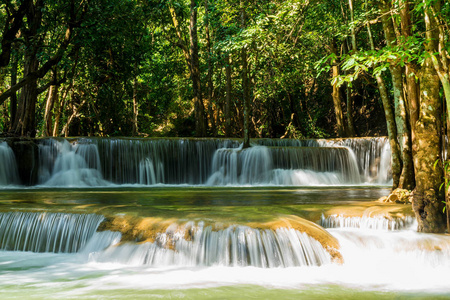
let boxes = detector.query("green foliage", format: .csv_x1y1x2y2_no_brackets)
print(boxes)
1,0,424,138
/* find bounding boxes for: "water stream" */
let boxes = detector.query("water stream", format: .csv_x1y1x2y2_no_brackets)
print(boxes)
0,137,392,187
0,137,448,299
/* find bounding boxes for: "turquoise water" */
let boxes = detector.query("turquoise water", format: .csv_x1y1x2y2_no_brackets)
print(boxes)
0,186,391,221
0,187,449,299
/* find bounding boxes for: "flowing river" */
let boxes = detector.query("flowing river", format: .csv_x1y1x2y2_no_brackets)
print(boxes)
0,138,449,299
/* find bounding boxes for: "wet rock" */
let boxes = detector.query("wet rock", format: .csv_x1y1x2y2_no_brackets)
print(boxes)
99,214,344,264
388,193,399,202
378,196,388,203
379,189,412,204
98,215,176,244
8,138,39,185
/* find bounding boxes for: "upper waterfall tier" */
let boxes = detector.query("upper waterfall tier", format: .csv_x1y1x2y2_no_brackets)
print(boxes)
0,142,20,187
1,137,392,187
207,145,362,185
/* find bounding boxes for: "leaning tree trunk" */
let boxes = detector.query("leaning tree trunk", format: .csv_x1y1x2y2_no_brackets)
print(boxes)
366,14,402,189
399,0,420,149
380,1,415,190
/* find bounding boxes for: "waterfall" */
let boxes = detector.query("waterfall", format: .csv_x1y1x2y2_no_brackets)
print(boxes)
90,138,239,184
92,222,331,267
207,145,362,185
377,142,392,184
318,137,391,184
38,139,109,187
80,230,122,254
139,158,164,185
0,212,105,253
0,142,20,186
256,137,392,184
320,214,417,231
207,146,273,185
30,137,391,187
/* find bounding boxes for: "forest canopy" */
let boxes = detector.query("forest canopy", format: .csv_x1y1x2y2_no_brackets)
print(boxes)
0,0,448,139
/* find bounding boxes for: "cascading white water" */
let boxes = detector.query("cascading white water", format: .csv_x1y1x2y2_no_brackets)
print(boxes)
79,230,122,254
91,222,332,268
38,139,109,187
92,138,239,184
270,146,362,184
332,228,450,270
0,212,105,253
30,137,392,187
1,210,450,297
318,137,392,184
0,142,20,186
256,137,392,184
207,146,273,185
139,158,164,185
377,142,392,184
321,214,417,231
207,145,362,185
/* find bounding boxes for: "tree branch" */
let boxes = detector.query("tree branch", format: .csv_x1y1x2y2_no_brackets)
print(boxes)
0,0,85,106
0,0,32,68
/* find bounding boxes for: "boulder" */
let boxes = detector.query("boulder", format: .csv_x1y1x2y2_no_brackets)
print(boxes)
378,189,412,204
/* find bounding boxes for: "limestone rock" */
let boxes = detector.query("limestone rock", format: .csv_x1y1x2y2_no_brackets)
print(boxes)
378,189,412,204
378,196,388,203
99,214,344,264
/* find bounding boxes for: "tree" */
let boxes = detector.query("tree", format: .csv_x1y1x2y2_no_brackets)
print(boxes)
411,0,446,233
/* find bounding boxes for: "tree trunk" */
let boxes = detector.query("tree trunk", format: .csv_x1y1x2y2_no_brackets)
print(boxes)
62,96,85,137
412,1,446,233
42,84,58,137
225,54,232,137
205,0,215,136
132,62,139,136
241,1,250,148
429,1,450,117
412,55,446,233
0,0,31,69
380,1,415,190
9,48,18,130
11,0,42,137
190,0,206,137
330,39,346,137
399,0,420,147
345,0,356,137
366,17,402,188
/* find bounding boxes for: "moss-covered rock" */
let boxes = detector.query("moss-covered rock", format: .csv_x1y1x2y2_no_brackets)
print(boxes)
98,214,343,264
378,189,412,204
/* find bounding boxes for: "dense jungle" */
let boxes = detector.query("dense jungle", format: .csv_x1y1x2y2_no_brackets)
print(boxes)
2,2,450,298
